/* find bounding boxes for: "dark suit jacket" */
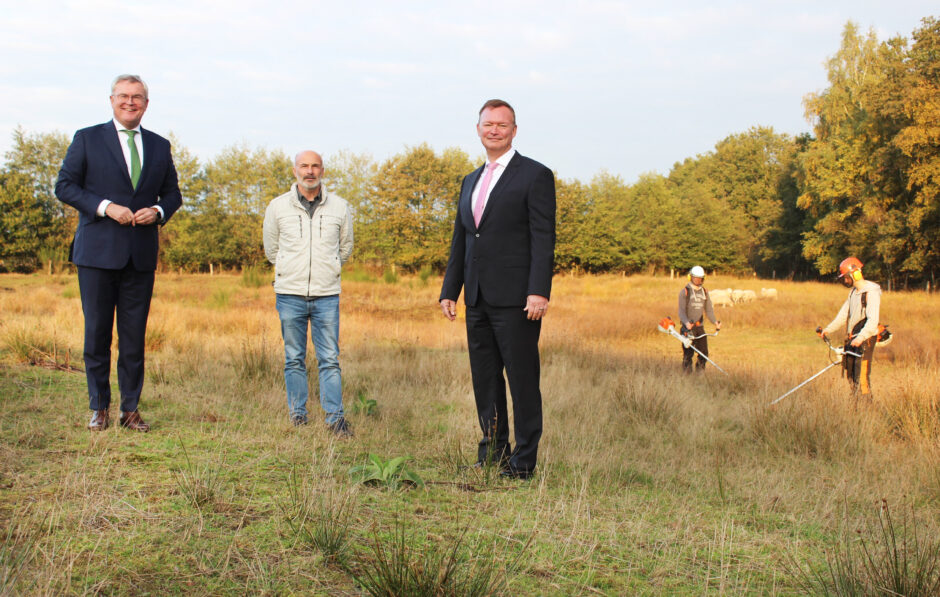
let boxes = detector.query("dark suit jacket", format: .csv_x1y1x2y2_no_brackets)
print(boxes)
440,152,555,307
55,122,182,271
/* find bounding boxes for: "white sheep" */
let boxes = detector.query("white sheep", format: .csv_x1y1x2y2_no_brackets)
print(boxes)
731,289,756,304
709,288,733,307
760,288,778,300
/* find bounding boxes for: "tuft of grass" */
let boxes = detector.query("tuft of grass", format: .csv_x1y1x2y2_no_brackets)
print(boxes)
349,454,424,490
418,264,433,286
238,335,281,383
174,437,227,510
280,465,355,565
878,385,940,443
0,325,80,371
208,288,230,309
612,372,679,426
445,432,505,488
342,265,377,282
382,268,399,284
793,500,940,596
746,396,869,459
353,521,529,597
0,509,37,595
146,324,168,352
241,264,271,289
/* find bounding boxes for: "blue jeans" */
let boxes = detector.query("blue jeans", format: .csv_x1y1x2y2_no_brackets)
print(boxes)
275,294,344,424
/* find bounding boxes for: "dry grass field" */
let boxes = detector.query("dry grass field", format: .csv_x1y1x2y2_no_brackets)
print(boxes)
1,271,939,595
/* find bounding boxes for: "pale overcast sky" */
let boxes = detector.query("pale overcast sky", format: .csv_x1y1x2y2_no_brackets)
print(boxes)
0,1,934,182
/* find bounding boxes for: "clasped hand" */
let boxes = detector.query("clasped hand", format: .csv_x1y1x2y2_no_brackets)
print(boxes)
106,204,159,226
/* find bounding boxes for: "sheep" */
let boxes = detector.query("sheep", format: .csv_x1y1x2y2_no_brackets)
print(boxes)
760,288,778,300
731,289,756,304
709,288,733,307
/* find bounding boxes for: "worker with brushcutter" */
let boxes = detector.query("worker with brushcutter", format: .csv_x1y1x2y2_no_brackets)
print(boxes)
818,257,884,399
678,266,721,372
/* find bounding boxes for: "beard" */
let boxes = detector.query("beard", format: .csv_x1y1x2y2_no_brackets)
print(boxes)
299,179,321,191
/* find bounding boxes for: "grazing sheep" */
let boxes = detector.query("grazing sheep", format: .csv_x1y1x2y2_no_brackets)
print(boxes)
731,289,756,304
709,288,733,307
760,288,778,300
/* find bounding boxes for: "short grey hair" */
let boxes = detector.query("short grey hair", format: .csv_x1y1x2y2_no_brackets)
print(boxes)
111,74,149,98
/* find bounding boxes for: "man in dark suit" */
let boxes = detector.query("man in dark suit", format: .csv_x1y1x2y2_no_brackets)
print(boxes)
440,99,556,479
56,74,182,432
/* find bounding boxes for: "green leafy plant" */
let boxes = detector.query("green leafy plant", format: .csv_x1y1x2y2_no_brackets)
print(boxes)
349,454,424,490
351,390,377,416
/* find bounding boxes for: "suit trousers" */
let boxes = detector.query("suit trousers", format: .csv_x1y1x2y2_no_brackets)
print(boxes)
465,295,543,474
77,264,155,412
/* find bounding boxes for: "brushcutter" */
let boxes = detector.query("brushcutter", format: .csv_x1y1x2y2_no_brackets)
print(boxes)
657,317,729,376
768,328,861,405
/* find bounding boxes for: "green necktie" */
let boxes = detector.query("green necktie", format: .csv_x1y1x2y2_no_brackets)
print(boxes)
122,129,141,188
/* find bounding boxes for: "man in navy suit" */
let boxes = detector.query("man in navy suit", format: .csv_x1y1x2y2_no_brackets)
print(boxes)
56,74,182,432
440,99,556,479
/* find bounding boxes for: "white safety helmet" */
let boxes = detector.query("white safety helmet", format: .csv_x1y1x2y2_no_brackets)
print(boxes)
689,266,705,278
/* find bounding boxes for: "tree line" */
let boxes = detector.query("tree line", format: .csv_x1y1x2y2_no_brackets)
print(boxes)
1,19,937,288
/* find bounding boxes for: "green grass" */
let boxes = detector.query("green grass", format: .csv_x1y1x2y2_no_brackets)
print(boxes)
1,273,939,594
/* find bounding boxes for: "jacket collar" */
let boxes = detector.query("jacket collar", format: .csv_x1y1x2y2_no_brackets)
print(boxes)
290,182,329,208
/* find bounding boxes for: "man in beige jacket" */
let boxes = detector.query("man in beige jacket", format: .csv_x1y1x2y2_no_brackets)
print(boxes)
263,150,354,435
820,256,882,399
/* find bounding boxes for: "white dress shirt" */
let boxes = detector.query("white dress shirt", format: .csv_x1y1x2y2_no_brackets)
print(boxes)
96,119,162,219
471,148,516,215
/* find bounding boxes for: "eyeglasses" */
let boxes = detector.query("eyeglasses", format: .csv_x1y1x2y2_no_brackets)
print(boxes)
113,94,147,103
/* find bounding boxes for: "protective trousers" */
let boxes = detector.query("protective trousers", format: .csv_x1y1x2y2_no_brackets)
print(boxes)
842,336,876,397
682,322,708,372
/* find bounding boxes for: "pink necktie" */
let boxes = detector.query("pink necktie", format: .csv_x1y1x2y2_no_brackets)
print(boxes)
473,162,499,227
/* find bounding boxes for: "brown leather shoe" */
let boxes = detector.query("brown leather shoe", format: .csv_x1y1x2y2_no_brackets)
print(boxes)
119,410,150,432
88,410,110,431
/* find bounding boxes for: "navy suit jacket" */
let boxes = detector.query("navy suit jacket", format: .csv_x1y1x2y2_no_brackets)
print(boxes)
55,122,182,271
440,152,556,307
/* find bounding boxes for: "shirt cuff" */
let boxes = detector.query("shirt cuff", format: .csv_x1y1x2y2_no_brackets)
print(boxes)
97,199,112,217
153,205,164,220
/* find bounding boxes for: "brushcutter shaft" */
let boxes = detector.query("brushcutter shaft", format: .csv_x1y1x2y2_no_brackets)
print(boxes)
769,339,862,405
656,319,729,376
686,343,729,376
769,361,841,405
